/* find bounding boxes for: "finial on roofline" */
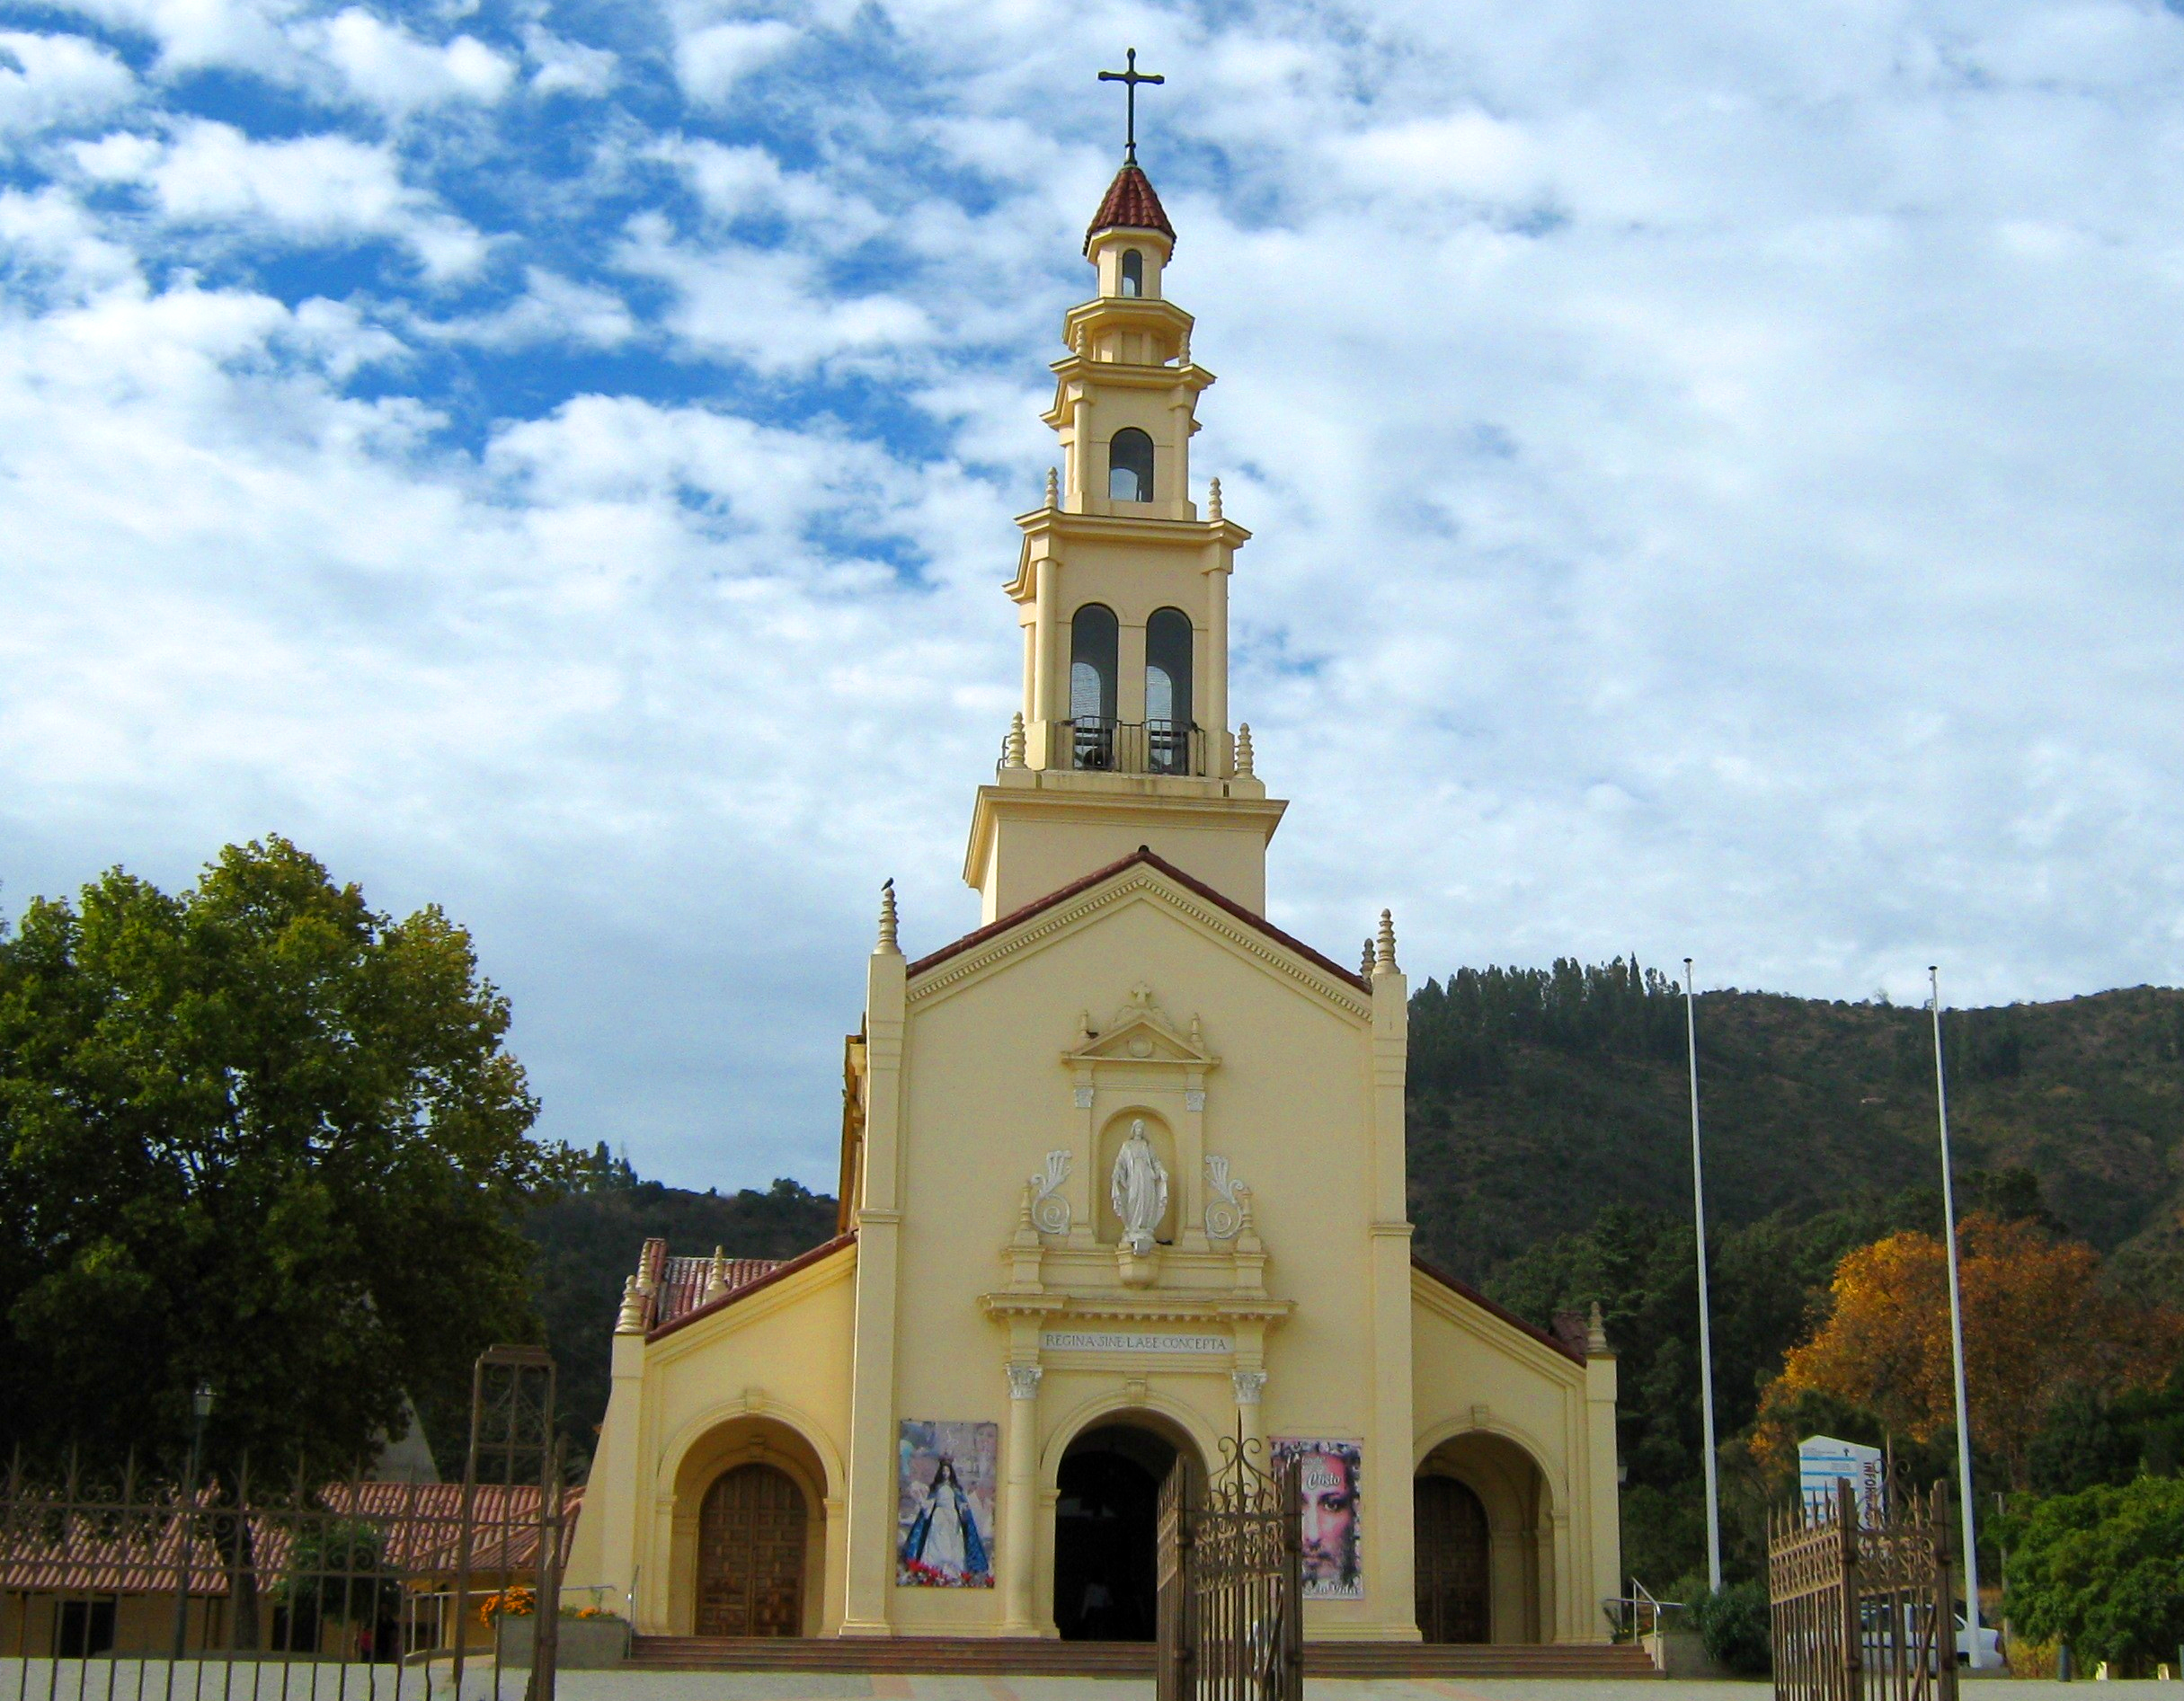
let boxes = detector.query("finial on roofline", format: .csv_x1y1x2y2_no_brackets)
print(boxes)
1235,722,1254,778
1208,476,1222,521
1587,1300,1610,1356
1005,712,1027,767
1375,908,1398,974
615,1274,647,1334
876,878,899,954
1361,938,1374,978
1045,466,1059,509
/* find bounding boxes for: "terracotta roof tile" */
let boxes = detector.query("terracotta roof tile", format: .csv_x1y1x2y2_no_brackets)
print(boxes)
646,1231,857,1342
1085,164,1175,252
653,1254,783,1327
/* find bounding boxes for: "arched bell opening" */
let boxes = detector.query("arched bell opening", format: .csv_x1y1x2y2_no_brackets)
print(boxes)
1052,1414,1200,1642
1070,603,1119,769
1108,429,1154,504
1415,1431,1554,1643
1143,607,1194,775
668,1416,829,1638
1120,249,1144,297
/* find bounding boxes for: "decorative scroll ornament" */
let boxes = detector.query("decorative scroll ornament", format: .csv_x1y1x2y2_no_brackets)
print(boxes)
1028,1149,1072,1236
1111,1118,1169,1255
1203,1156,1249,1241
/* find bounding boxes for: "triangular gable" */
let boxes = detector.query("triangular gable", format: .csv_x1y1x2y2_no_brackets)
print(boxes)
906,846,1370,997
1411,1254,1586,1367
1062,982,1219,1069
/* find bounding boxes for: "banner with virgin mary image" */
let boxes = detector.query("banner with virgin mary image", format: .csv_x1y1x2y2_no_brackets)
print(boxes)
896,1419,999,1587
1272,1437,1363,1599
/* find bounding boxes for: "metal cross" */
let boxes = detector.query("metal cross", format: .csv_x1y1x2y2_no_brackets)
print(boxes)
1098,49,1164,165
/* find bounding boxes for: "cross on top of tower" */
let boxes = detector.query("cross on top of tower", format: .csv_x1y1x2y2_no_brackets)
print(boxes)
1097,49,1164,165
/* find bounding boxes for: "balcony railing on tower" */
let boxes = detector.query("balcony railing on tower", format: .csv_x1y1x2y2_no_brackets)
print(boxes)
1065,717,1204,776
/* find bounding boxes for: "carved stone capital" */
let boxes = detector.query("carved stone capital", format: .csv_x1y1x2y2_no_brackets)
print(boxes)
1005,1362,1044,1401
1230,1369,1267,1407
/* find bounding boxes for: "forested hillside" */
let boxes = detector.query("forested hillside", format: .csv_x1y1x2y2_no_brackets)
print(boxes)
1407,962,2184,1284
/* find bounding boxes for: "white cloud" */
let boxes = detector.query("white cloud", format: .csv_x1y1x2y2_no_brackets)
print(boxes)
616,209,928,372
672,17,795,106
0,31,138,140
520,22,615,97
304,8,515,115
416,265,635,348
75,120,489,279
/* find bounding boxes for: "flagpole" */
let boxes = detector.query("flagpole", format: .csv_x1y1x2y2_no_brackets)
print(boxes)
1684,957,1723,1593
1931,966,1986,1667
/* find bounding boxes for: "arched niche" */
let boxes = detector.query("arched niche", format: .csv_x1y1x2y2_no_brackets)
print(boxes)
1094,1110,1177,1247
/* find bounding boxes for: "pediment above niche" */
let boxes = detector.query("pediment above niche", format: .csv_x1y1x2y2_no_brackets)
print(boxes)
1061,982,1220,1070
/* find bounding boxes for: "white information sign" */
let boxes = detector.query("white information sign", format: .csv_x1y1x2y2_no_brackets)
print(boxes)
1041,1329,1232,1356
1799,1434,1885,1520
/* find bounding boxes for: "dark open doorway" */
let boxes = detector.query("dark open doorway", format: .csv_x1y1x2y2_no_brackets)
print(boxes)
1052,1422,1179,1641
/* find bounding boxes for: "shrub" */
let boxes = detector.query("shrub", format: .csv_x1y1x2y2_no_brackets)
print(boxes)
2004,1475,2184,1675
1693,1581,1772,1675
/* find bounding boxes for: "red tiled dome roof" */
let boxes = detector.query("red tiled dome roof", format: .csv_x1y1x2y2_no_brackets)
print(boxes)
1085,163,1176,252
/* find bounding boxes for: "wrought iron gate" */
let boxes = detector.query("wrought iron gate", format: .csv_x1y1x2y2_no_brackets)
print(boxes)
1156,1440,1301,1701
1770,1477,1960,1701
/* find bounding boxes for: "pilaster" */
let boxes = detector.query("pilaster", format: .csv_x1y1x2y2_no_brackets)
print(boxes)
841,921,907,1635
1000,1360,1043,1631
1367,922,1418,1638
1582,1335,1620,1643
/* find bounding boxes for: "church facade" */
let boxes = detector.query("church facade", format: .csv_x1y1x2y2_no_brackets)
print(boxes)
564,158,1621,1647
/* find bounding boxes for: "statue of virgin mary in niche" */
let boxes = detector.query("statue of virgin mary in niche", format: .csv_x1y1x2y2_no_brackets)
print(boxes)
1110,1118,1169,1254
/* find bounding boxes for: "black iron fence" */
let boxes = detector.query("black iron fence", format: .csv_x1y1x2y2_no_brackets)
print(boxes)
0,1351,573,1701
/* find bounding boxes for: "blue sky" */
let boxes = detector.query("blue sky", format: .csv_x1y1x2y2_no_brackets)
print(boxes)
5,0,2184,1193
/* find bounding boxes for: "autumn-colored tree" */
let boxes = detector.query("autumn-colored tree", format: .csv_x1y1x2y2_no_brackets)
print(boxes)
1753,1215,2183,1487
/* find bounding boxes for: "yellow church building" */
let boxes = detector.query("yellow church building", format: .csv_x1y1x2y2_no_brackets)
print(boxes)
564,153,1622,1652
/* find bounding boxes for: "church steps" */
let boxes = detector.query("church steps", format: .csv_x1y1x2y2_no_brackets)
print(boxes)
626,1635,1659,1678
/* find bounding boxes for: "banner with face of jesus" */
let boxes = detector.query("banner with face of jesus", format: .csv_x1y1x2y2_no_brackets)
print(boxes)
1272,1437,1363,1599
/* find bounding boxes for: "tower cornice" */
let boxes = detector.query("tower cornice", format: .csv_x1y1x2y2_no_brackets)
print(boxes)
1005,509,1250,601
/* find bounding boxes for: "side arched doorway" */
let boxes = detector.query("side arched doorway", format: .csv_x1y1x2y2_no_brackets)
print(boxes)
1415,1431,1555,1643
1415,1475,1491,1643
696,1463,806,1637
1053,1422,1187,1641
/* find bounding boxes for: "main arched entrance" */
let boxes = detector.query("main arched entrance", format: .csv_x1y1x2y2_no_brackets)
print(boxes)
1052,1422,1182,1641
1414,1475,1490,1642
695,1463,806,1637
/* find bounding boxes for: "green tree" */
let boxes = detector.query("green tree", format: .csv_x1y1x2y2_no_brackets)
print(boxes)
0,837,558,1475
2004,1475,2184,1673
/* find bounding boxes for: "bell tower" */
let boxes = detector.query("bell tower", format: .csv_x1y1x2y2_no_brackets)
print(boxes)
963,148,1286,923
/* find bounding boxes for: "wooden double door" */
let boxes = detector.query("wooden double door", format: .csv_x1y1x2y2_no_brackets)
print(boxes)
1414,1475,1491,1643
697,1463,807,1637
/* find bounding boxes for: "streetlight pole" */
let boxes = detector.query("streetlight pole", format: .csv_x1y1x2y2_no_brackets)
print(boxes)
1684,958,1723,1593
172,1383,216,1663
1930,969,1986,1669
